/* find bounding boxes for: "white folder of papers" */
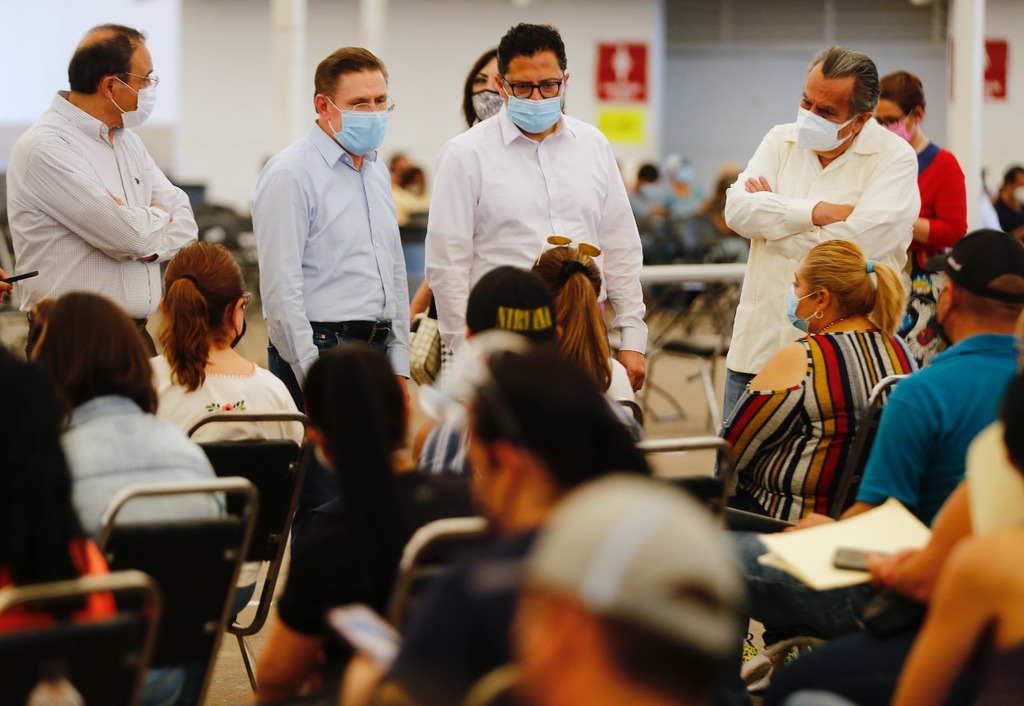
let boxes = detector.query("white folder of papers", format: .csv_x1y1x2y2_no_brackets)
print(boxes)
757,498,932,590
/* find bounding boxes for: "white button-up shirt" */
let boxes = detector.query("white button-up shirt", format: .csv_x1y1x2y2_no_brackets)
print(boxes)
724,118,920,375
7,92,198,319
425,107,647,353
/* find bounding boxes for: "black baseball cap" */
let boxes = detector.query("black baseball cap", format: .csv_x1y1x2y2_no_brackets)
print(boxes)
466,266,558,343
926,229,1024,303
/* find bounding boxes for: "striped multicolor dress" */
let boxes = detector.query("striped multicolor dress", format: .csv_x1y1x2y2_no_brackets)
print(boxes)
723,330,916,522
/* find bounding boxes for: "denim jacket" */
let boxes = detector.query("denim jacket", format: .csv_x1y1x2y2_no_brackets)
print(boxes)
63,395,223,537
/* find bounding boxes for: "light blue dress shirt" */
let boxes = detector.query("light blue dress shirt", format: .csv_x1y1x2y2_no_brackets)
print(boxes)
253,122,410,383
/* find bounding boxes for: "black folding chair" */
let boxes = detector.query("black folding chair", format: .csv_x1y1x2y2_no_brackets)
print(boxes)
187,411,309,691
638,435,735,517
98,478,257,706
386,516,492,629
828,374,908,519
0,570,160,706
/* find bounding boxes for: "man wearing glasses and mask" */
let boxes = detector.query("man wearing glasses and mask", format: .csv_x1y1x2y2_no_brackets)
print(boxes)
253,47,410,411
722,46,920,421
425,23,648,392
7,23,197,355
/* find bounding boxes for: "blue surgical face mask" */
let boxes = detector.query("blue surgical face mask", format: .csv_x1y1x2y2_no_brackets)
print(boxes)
640,183,661,200
506,94,563,135
328,99,389,156
786,285,817,332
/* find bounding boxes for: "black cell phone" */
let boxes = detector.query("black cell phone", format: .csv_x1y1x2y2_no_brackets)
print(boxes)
833,547,885,572
1,270,39,284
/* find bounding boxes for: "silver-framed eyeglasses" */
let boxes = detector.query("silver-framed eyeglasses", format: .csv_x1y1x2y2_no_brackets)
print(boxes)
332,97,396,113
500,76,564,100
122,72,159,88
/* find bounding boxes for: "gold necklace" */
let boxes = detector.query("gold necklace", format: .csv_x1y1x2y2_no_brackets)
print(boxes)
819,315,853,334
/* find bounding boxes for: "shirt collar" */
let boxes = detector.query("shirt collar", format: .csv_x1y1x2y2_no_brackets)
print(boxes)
52,91,112,145
307,120,378,169
497,103,574,146
932,333,1018,363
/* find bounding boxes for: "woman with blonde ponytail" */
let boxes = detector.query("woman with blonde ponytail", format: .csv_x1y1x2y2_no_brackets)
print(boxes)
532,245,635,401
723,240,917,522
153,242,302,443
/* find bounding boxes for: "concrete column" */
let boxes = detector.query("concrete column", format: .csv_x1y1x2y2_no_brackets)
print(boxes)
360,0,388,56
947,0,985,229
271,0,307,151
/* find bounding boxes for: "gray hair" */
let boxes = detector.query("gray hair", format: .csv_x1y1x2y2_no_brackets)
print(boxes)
809,46,879,118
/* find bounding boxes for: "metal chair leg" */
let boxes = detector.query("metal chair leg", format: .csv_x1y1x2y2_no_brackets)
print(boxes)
238,633,258,692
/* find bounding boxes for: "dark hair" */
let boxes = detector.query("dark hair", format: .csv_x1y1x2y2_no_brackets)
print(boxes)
33,292,157,416
160,242,247,392
303,346,409,610
68,24,146,94
879,70,926,116
532,247,612,391
637,163,660,184
399,167,425,191
1003,165,1024,188
1002,372,1024,471
497,24,567,76
0,348,87,587
462,48,499,128
809,46,879,117
471,347,649,491
601,616,723,703
314,47,388,102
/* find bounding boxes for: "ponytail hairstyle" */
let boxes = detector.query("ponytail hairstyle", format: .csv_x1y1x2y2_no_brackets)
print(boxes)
303,346,409,610
159,242,246,391
802,240,906,335
532,246,612,391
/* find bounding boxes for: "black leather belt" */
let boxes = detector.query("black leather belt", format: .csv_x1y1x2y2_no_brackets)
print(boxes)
311,320,391,344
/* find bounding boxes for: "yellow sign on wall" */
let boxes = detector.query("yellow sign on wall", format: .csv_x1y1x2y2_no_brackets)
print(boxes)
596,107,645,145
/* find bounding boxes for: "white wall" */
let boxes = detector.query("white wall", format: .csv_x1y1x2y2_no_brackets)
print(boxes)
178,0,662,212
664,46,948,200
0,0,181,169
982,0,1024,192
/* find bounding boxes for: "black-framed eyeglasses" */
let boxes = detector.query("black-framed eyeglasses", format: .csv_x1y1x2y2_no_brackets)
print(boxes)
122,72,159,89
500,76,564,100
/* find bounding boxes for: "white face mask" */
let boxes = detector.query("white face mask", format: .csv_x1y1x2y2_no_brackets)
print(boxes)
112,78,157,129
1014,186,1024,205
795,107,855,153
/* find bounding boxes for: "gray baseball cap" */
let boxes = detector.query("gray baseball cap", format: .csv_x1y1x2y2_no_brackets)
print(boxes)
523,474,744,659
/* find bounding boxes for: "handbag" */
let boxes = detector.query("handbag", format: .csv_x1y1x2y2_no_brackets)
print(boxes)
409,300,442,386
860,590,926,638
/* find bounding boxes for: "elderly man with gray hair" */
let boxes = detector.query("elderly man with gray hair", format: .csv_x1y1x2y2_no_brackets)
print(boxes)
722,46,920,420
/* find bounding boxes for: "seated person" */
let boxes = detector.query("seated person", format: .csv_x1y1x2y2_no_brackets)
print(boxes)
153,241,302,443
416,267,640,475
758,312,1024,706
31,292,220,535
533,243,635,402
892,372,1024,706
723,239,915,522
347,339,651,706
253,346,474,704
732,230,1024,671
31,293,223,706
514,474,744,706
0,347,115,631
